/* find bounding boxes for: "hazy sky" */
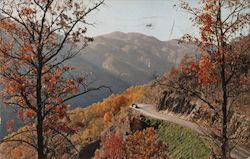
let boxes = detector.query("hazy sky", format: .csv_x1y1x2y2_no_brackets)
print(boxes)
86,0,199,41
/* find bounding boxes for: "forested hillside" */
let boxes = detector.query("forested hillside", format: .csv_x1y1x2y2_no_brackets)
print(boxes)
0,0,249,158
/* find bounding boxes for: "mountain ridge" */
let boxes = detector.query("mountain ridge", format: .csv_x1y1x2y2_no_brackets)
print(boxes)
0,31,197,139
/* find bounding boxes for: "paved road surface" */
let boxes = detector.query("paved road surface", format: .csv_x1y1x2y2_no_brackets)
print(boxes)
131,104,250,159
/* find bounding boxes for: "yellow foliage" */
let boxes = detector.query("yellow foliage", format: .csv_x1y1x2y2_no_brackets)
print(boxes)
70,86,145,145
104,112,113,123
0,142,36,159
0,86,145,157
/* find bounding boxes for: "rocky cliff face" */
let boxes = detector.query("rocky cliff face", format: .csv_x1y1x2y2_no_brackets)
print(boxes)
228,114,249,146
156,91,196,115
156,90,250,147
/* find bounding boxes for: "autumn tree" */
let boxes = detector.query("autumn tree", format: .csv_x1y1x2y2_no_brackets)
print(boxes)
172,0,249,158
124,127,167,159
100,133,125,159
0,0,106,158
95,128,168,159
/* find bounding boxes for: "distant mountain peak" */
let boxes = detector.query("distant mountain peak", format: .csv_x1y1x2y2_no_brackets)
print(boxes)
98,31,162,42
100,31,126,38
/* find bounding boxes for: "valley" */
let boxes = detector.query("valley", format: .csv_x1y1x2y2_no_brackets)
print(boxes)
0,32,196,139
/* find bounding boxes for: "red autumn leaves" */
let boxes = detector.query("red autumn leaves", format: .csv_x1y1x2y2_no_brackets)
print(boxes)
17,109,36,121
166,55,219,86
95,128,167,159
100,133,124,159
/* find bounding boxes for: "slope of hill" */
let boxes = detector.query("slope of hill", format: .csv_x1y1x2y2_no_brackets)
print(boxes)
0,86,211,159
0,31,196,139
68,31,197,106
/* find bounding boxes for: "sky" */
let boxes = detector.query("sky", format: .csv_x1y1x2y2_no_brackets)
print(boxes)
86,0,199,41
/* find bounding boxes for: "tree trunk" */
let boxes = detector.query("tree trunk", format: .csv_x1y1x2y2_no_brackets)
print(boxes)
221,67,228,159
218,1,228,157
37,53,46,159
37,111,45,159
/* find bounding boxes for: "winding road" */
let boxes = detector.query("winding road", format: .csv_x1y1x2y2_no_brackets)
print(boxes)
131,104,250,159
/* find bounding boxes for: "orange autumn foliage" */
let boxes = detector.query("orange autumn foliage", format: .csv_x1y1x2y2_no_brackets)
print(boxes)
104,112,113,123
70,86,145,144
197,55,218,85
71,86,144,124
125,128,167,159
0,0,105,158
101,133,125,159
95,128,168,159
0,142,37,159
178,1,250,157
